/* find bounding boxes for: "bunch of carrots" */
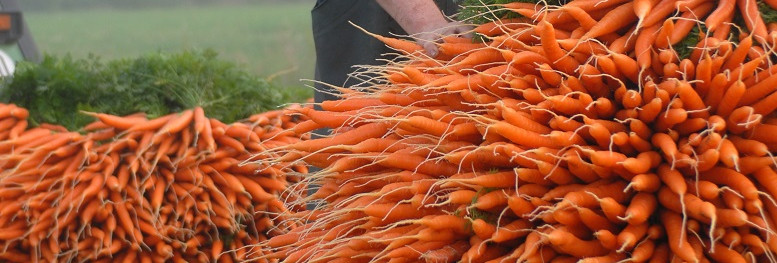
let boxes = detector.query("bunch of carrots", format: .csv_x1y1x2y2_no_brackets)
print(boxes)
261,0,777,262
0,102,308,262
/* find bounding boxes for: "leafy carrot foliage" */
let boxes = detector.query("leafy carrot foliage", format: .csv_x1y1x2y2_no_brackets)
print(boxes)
0,49,299,130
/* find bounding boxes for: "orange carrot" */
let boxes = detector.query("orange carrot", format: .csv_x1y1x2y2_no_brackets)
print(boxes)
350,22,423,55
620,193,657,225
582,2,637,41
538,20,580,74
660,211,698,262
545,228,609,257
738,0,769,41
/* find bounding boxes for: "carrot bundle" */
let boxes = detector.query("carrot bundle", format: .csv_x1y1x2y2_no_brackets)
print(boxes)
260,1,777,262
0,104,309,262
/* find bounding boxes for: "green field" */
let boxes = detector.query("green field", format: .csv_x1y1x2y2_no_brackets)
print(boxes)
24,2,315,90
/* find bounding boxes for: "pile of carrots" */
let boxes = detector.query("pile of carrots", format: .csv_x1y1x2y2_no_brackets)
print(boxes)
0,103,308,262
262,0,777,262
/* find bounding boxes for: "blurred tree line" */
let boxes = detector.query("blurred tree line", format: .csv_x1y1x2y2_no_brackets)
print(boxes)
18,0,308,11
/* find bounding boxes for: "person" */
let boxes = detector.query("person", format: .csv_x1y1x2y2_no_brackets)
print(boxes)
306,0,472,209
311,0,472,103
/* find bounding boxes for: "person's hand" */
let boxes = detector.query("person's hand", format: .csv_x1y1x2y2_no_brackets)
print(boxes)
414,21,474,57
376,0,474,57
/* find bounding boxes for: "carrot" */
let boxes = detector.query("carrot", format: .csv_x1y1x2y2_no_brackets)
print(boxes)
224,123,260,143
562,0,631,11
592,57,624,86
560,6,597,30
400,116,478,140
512,167,553,186
79,172,105,204
620,193,657,225
447,170,518,189
502,1,542,10
706,239,747,263
714,139,738,172
577,206,618,232
289,119,321,136
0,117,16,138
655,107,689,132
730,136,769,156
671,5,716,45
320,98,385,112
589,97,615,120
729,53,764,84
125,113,176,133
421,240,469,263
289,122,390,152
634,0,660,30
637,97,663,125
621,152,660,175
662,189,720,228
215,135,246,153
537,20,580,74
636,23,660,71
379,151,457,176
472,189,513,210
605,26,636,53
192,106,207,135
728,106,762,135
753,167,777,202
752,87,777,115
660,211,699,262
704,0,737,31
588,150,628,168
452,49,504,69
701,167,758,200
474,18,528,37
486,219,530,243
439,190,477,207
738,0,769,42
80,111,145,130
472,219,497,240
616,222,649,253
350,21,423,55
489,121,556,148
626,239,656,262
0,104,28,119
544,228,609,257
7,119,27,139
150,176,166,213
412,214,471,235
407,66,442,86
460,236,501,262
296,108,359,129
656,25,678,55
723,35,753,71
674,81,706,117
508,194,536,218
652,132,685,165
741,66,777,101
111,193,141,247
198,116,216,152
439,42,486,57
558,181,630,210
583,3,637,40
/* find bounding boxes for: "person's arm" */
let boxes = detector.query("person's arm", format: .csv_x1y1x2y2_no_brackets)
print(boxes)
376,0,472,57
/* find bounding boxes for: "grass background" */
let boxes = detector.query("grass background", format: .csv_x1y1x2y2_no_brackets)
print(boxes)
22,2,315,98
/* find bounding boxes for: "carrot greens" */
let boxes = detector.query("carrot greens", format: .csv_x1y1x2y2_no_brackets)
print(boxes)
0,50,299,130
